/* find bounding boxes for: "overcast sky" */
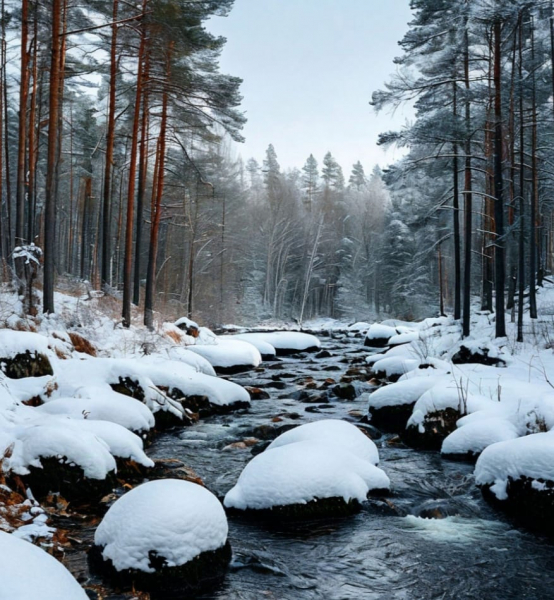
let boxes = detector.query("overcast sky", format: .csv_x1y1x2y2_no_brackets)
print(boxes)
208,0,414,176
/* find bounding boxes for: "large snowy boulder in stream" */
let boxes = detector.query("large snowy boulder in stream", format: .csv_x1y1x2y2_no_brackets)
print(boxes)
364,324,398,348
367,376,444,433
232,331,320,355
220,334,277,360
224,441,390,518
164,346,216,376
266,419,380,465
0,531,88,599
188,339,262,373
474,432,554,534
92,479,231,594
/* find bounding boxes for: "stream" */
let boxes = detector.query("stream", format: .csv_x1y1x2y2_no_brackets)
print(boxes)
61,329,554,599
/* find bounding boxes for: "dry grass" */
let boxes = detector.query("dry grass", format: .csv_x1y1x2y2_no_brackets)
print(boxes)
68,332,97,356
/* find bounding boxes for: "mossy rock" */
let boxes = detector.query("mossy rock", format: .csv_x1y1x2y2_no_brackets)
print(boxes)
402,408,460,450
480,476,554,536
368,402,416,433
89,541,232,599
0,351,53,379
23,457,116,503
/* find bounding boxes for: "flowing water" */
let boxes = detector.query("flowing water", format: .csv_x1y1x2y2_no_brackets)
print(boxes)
143,330,554,600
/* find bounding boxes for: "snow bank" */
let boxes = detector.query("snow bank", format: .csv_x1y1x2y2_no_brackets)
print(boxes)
224,441,390,510
0,531,88,599
38,393,155,433
0,330,50,359
475,432,554,500
95,479,228,573
266,419,379,465
164,346,216,376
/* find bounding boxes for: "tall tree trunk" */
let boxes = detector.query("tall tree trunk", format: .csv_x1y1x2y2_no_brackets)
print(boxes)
27,16,38,245
462,27,473,337
133,52,149,306
529,16,538,319
493,20,506,337
144,44,171,330
452,79,461,320
517,13,525,342
16,0,29,250
122,1,147,327
101,0,118,289
43,0,63,314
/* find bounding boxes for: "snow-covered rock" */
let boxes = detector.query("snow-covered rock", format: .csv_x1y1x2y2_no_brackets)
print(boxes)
442,418,520,460
0,531,88,599
38,393,155,434
224,440,390,515
188,339,262,373
94,479,229,574
367,375,443,432
0,330,53,379
227,331,320,355
221,334,277,360
266,419,380,465
364,324,397,348
370,356,421,382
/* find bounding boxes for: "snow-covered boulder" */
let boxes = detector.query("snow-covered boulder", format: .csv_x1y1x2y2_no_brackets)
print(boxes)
92,479,231,593
0,330,53,379
475,432,554,534
188,339,262,373
403,386,496,450
367,376,443,432
229,331,320,355
266,419,380,465
364,324,397,348
175,316,200,337
370,356,421,382
38,392,155,436
7,418,116,501
0,531,88,599
220,334,277,360
224,441,390,518
441,418,519,461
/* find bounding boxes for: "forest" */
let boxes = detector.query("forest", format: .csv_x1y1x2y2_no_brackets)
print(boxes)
3,1,554,599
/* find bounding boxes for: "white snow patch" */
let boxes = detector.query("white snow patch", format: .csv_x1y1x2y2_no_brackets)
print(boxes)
0,531,88,599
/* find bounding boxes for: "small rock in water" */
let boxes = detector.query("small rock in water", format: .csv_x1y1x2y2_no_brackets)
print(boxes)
334,383,357,400
245,386,270,400
315,350,332,359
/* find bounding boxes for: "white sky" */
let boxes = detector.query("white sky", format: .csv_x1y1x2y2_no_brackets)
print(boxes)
208,0,414,176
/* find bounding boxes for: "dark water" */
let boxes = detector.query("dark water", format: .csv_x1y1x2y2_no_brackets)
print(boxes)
146,332,554,600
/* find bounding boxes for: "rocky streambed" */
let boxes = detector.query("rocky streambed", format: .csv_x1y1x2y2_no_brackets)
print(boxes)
57,330,554,599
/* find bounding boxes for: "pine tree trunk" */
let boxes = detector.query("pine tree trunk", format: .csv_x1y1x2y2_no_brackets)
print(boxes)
462,27,473,337
43,0,63,314
452,79,461,320
16,0,29,250
144,43,171,330
529,17,538,319
101,0,118,289
122,1,147,327
517,14,525,342
133,52,149,306
493,20,506,337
